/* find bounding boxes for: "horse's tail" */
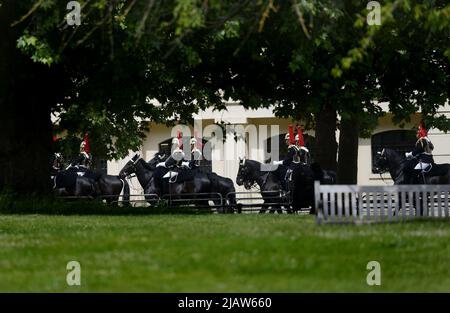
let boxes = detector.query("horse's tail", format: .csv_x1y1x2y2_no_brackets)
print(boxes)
121,179,130,206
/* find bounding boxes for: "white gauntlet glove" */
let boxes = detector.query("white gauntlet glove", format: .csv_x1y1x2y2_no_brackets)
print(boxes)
273,160,283,165
181,161,190,167
156,162,166,168
405,152,413,160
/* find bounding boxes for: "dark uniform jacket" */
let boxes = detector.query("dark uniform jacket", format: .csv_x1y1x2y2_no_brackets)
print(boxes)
71,152,91,168
412,137,434,164
282,145,300,167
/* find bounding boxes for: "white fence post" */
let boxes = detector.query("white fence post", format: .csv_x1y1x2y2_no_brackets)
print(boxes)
314,182,450,224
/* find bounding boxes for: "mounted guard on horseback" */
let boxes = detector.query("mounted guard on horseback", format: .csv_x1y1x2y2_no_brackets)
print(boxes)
404,120,439,184
67,136,102,182
272,125,300,191
271,125,312,190
51,134,129,202
295,125,310,165
373,120,450,185
188,137,202,169
154,131,205,185
72,141,92,169
119,143,236,211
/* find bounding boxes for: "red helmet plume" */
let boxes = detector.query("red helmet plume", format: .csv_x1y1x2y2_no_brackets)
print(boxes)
288,125,295,145
296,125,305,146
83,133,91,154
418,120,428,138
177,130,183,149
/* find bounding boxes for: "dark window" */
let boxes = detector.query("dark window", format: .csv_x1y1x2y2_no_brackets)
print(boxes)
158,137,212,174
265,133,316,163
371,130,416,173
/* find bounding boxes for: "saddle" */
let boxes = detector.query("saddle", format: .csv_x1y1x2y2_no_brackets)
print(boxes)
414,162,432,173
162,167,197,184
73,168,103,181
163,170,179,183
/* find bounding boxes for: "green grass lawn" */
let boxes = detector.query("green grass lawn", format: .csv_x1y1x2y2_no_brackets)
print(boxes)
0,213,449,292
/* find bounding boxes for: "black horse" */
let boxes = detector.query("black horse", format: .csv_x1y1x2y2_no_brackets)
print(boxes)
146,152,236,209
52,163,130,204
207,172,237,212
119,154,236,212
119,154,158,203
52,169,99,198
236,158,328,214
373,148,450,216
97,173,130,204
373,148,450,184
119,154,210,206
236,158,290,213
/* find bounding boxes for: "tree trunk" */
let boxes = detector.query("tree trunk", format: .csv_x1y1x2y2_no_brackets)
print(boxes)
0,2,60,194
337,115,360,184
314,104,337,171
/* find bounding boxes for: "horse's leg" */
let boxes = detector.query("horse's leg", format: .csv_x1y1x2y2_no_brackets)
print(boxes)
283,190,293,214
226,192,236,213
213,199,224,213
273,196,283,214
285,205,293,214
269,205,276,214
268,195,276,214
259,200,268,214
418,190,424,217
275,204,282,214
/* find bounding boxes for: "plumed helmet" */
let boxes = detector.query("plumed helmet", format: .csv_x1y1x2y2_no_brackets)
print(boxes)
418,120,428,138
171,138,179,145
80,141,86,148
284,133,290,140
295,134,299,141
190,138,197,145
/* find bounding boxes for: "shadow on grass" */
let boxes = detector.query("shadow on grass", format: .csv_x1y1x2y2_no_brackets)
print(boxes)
0,192,214,216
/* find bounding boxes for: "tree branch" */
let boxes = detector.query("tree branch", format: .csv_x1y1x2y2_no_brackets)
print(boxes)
291,0,311,39
10,0,45,27
135,0,155,45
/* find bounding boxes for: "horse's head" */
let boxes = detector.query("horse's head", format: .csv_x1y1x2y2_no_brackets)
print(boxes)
147,152,167,168
156,151,167,161
119,154,140,179
372,148,389,174
236,157,255,189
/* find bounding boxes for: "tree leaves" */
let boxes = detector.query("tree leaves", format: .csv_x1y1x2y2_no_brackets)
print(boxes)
17,33,59,65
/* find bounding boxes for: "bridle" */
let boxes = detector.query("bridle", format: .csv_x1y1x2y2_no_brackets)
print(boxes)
237,160,271,191
373,151,390,184
121,157,141,180
238,163,256,190
374,149,410,184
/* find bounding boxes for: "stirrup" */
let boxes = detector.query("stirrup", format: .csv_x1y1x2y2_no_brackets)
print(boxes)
422,163,432,173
